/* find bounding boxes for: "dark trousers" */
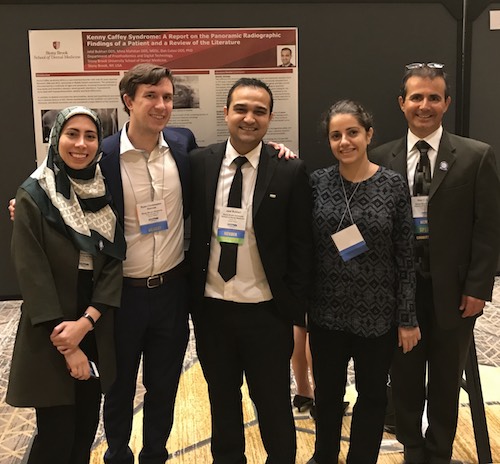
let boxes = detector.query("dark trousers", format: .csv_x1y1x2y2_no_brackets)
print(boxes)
193,298,295,464
309,324,397,464
391,276,475,464
27,378,101,464
103,277,189,464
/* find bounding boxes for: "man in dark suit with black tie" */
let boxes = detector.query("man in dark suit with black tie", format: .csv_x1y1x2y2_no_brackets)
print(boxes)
189,77,313,463
370,63,500,464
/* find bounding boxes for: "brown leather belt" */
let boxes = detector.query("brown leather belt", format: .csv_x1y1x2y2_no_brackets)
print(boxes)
123,261,188,289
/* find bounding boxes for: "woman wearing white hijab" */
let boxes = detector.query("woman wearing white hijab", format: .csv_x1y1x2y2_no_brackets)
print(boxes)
7,106,126,464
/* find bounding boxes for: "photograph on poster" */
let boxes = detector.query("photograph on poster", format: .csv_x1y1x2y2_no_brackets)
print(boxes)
278,45,295,67
173,75,200,109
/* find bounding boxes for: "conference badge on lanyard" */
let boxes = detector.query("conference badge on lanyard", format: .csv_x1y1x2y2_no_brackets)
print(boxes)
78,251,94,270
331,224,368,262
411,196,429,239
217,206,247,244
136,200,169,234
334,174,369,261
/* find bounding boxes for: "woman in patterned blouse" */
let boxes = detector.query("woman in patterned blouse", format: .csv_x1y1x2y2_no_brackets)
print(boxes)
306,100,421,464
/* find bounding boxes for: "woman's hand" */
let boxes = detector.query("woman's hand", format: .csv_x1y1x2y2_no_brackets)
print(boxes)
398,326,421,353
64,348,90,380
51,306,99,353
50,319,90,353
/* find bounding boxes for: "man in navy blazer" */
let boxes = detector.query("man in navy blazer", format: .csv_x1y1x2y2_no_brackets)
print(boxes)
370,63,500,464
100,64,197,464
100,126,193,227
189,78,313,463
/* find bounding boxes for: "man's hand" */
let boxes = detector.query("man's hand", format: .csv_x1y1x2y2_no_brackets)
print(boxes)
459,295,485,318
267,141,297,160
64,348,90,380
8,198,15,221
398,326,421,354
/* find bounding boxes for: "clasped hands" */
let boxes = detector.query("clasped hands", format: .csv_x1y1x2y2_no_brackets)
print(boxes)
50,317,93,380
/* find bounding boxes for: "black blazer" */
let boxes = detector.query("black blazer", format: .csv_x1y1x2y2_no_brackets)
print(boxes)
370,131,500,329
189,142,313,323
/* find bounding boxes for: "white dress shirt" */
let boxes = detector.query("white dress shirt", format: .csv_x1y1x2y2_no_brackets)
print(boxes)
204,140,273,303
406,125,443,194
119,124,184,278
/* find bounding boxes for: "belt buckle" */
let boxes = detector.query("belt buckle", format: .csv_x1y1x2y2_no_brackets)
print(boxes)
146,274,163,288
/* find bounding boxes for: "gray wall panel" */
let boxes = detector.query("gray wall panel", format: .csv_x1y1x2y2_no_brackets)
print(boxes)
0,2,458,297
470,3,500,156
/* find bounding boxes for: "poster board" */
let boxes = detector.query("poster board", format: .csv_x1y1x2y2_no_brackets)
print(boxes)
29,27,299,164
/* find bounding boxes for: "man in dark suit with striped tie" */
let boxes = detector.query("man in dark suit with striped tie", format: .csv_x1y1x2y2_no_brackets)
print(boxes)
370,62,500,464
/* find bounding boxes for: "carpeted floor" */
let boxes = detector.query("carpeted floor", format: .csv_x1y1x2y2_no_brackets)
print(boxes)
1,278,500,464
88,360,500,464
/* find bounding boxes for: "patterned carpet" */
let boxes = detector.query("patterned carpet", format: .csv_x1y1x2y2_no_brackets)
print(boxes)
1,279,500,463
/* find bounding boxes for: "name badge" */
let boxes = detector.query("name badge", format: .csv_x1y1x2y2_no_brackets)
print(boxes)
411,196,429,239
79,251,94,270
136,200,168,234
217,206,247,244
331,224,369,262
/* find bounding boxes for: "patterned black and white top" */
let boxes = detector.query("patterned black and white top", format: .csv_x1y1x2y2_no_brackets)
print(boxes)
309,164,417,338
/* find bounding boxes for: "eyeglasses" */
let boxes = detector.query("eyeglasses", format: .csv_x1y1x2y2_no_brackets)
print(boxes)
405,62,445,70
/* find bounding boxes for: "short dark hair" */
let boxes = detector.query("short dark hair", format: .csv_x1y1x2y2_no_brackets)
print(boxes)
323,99,374,137
400,64,450,101
226,78,274,114
281,47,292,55
119,63,175,115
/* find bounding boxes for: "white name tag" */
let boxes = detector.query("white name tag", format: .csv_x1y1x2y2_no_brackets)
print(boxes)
411,196,429,239
331,224,369,262
136,200,169,234
217,206,247,244
79,252,94,270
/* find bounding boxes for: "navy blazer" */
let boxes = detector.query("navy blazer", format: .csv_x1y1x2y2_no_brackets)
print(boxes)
100,126,197,225
370,131,500,329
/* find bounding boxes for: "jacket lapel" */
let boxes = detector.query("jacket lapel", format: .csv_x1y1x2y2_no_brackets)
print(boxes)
388,137,409,182
100,132,125,224
162,128,192,218
204,143,225,231
429,131,456,200
253,145,277,217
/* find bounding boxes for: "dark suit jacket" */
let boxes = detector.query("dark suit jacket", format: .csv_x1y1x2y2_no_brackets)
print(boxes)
189,142,313,323
370,131,500,329
100,126,197,224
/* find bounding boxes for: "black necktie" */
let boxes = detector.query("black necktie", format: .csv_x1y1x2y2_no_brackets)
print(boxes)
413,140,431,276
413,140,432,196
218,156,248,282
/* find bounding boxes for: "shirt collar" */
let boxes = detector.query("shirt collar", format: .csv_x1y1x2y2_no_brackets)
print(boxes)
225,139,262,169
119,122,169,156
407,125,443,153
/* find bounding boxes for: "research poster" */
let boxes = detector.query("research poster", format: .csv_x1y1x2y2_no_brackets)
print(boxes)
29,28,299,164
